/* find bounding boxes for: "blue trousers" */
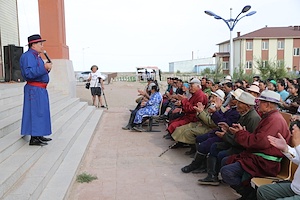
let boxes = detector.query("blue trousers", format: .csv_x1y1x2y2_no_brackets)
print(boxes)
220,161,245,186
196,133,222,155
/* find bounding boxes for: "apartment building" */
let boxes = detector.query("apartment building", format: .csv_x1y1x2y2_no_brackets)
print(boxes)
214,26,300,75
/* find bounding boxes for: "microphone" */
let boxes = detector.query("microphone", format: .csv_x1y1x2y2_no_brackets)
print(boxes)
43,50,52,63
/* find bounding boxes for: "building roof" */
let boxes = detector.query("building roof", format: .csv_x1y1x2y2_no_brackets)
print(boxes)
217,26,300,45
212,52,230,57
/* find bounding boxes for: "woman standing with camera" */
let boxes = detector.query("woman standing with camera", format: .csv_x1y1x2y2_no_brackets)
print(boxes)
88,65,105,108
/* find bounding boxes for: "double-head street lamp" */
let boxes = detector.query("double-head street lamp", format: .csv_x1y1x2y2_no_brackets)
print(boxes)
205,5,256,78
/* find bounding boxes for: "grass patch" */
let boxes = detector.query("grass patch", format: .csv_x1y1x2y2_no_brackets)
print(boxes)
76,172,98,183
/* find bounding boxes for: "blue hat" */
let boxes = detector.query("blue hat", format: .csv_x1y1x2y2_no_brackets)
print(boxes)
183,83,189,88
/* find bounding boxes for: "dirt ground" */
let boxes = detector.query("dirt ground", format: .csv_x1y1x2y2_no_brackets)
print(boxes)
66,81,239,200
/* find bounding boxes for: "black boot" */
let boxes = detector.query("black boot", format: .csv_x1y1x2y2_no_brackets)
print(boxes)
122,112,135,130
29,136,48,146
181,152,206,173
198,156,220,185
132,123,144,132
232,185,257,200
184,144,196,155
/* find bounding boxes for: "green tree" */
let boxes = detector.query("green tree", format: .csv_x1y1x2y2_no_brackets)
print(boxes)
256,59,287,80
201,67,211,76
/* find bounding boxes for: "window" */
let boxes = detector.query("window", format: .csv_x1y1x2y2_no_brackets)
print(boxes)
246,61,252,69
262,60,268,67
224,44,230,52
222,62,229,70
246,41,253,50
262,41,269,50
294,48,300,56
278,41,284,50
278,60,284,66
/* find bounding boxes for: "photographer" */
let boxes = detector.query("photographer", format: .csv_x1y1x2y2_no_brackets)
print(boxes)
88,65,105,108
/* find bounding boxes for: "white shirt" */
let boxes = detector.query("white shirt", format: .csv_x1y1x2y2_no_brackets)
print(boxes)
89,71,103,88
283,145,300,195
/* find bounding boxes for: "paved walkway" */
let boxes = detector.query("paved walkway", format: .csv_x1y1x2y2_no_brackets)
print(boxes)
67,81,239,200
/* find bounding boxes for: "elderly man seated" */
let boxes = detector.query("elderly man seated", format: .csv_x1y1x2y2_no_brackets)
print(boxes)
257,120,300,200
180,89,240,173
171,89,225,152
122,83,162,131
198,89,261,186
164,78,208,139
220,90,291,200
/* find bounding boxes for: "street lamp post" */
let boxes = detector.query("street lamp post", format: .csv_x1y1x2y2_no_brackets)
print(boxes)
205,5,256,78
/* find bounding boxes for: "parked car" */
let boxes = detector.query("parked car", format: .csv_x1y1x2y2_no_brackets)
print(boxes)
76,71,90,82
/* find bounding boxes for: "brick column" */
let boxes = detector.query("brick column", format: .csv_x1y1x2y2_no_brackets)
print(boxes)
38,0,69,59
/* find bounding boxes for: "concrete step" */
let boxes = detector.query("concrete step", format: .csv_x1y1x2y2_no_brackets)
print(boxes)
0,96,76,139
0,101,88,165
2,106,100,199
39,110,102,200
0,102,91,198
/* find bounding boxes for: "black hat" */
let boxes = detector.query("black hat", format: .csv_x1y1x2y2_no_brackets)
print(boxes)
28,34,46,44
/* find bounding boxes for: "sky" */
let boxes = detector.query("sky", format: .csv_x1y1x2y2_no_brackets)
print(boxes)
17,0,300,72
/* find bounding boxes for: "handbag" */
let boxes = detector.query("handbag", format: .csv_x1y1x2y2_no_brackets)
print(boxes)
85,82,90,89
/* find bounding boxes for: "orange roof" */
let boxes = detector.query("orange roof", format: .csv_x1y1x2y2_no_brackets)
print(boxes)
217,26,300,45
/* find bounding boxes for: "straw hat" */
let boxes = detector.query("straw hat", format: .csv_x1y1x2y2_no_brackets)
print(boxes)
211,89,225,101
247,84,260,94
257,90,281,104
235,91,256,105
230,88,244,99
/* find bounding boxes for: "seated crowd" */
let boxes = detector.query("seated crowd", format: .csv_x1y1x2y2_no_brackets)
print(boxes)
122,75,300,200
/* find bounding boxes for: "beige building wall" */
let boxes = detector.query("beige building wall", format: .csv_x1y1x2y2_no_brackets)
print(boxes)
0,0,20,78
285,38,294,68
269,39,278,61
239,40,246,69
252,39,262,72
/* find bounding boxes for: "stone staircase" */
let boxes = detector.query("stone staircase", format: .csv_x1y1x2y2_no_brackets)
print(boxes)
0,83,102,200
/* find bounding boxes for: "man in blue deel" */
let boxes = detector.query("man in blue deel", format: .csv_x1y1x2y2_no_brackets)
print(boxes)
20,34,53,146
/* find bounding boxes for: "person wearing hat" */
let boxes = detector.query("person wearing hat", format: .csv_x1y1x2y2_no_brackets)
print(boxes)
220,90,291,199
87,65,105,108
20,34,53,146
247,83,261,115
179,89,240,173
267,80,277,91
164,78,208,139
198,89,261,186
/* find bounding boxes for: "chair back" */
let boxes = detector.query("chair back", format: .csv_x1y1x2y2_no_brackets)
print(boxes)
277,156,292,180
280,111,292,127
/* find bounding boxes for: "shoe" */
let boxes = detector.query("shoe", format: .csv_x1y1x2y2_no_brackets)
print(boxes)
38,136,52,142
158,114,168,120
122,125,131,130
184,145,196,155
29,137,48,146
132,126,145,132
101,105,105,108
170,142,185,149
198,175,220,186
164,134,173,140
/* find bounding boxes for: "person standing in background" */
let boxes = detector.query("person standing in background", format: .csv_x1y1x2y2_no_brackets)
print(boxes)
20,34,53,146
88,65,105,108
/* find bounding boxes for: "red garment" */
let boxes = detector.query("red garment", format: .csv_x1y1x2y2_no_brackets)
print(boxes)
226,110,291,177
167,89,208,134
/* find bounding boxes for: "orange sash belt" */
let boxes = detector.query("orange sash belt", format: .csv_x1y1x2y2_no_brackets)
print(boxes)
27,81,47,89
